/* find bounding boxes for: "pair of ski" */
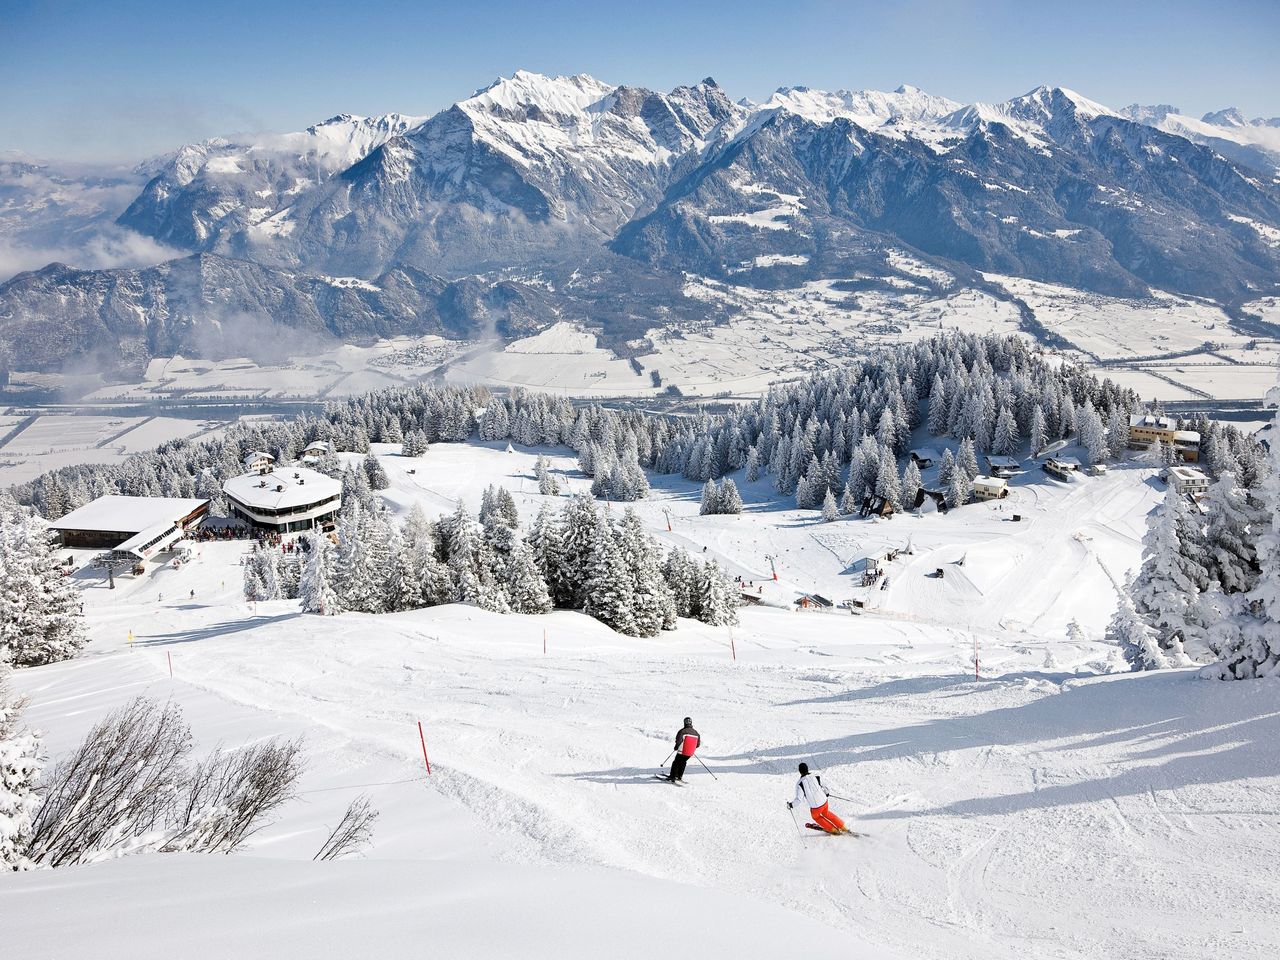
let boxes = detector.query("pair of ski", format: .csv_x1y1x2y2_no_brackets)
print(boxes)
804,823,866,837
653,774,688,786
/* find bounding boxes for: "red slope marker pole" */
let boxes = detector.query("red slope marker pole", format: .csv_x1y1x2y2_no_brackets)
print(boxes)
543,628,547,655
974,635,980,680
418,721,432,775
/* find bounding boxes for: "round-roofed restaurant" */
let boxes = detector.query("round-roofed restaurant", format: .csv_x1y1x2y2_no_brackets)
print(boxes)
222,465,342,533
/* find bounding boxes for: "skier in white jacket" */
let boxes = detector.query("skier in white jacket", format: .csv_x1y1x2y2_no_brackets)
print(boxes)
788,762,847,834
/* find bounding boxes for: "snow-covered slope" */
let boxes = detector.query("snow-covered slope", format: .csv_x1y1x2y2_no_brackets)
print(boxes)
1120,103,1280,176
6,441,1277,960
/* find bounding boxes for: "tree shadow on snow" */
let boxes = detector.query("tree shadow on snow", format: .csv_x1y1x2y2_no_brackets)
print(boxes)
135,612,299,646
732,672,1280,816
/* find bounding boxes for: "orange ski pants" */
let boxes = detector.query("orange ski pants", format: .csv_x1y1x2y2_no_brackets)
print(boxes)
811,802,846,833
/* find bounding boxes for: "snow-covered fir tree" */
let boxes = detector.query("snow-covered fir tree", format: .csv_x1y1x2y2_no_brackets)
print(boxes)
901,459,922,511
583,523,636,635
1203,471,1262,594
696,561,739,627
299,533,340,616
1131,485,1210,662
1205,399,1280,679
0,497,86,667
503,538,553,615
821,489,839,522
1079,400,1108,466
1107,580,1170,671
362,452,390,491
0,670,41,870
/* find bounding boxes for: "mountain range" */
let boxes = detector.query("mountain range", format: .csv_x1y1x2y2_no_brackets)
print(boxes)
2,72,1278,374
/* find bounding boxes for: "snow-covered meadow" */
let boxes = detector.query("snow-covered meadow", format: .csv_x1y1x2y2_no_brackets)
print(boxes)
6,441,1279,960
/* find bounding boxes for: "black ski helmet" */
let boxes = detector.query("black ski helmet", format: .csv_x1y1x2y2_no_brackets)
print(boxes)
798,762,809,775
683,717,692,726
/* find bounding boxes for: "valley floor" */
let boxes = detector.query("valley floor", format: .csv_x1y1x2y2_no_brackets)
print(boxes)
6,443,1279,959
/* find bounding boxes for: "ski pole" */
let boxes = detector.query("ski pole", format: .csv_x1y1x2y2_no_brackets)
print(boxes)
694,755,719,781
826,793,856,803
660,750,673,770
787,803,808,843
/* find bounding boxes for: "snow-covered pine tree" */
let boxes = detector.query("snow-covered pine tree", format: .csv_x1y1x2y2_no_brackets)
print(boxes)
0,497,86,667
1107,580,1170,671
362,452,389,491
1030,404,1047,458
957,438,980,481
938,448,956,486
527,505,569,607
445,504,508,613
332,503,374,612
700,480,721,516
242,557,266,602
946,468,971,508
1079,401,1108,466
0,670,41,870
821,489,838,522
1131,484,1210,661
1107,407,1130,460
902,459,922,511
618,509,673,636
745,446,761,483
382,524,417,614
256,546,283,601
299,534,340,616
583,523,636,634
1204,471,1262,594
795,476,813,511
876,454,902,511
663,547,700,619
559,493,603,609
718,478,744,515
992,407,1019,457
695,561,739,626
1205,399,1280,679
504,538,553,615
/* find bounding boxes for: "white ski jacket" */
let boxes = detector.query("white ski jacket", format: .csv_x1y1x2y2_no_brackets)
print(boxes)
794,773,829,809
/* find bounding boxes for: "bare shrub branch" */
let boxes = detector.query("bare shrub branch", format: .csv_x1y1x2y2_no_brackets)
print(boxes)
313,794,379,861
27,697,306,867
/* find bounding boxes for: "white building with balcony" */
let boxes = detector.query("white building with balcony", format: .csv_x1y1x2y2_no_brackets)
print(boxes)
223,467,341,533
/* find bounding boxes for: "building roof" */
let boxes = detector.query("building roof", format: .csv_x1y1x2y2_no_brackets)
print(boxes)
910,447,942,461
1048,456,1082,468
1169,466,1209,482
973,475,1008,488
985,455,1020,468
1130,414,1178,430
49,496,209,534
223,467,341,510
244,450,275,462
1173,431,1201,444
302,440,331,452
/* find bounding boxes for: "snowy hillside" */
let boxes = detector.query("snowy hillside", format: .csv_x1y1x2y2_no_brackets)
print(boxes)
6,438,1279,960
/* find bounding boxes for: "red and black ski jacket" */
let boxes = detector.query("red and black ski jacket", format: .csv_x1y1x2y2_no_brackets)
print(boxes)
675,724,700,757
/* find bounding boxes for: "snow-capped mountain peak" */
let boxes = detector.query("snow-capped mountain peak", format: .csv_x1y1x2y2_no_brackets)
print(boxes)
762,84,961,132
463,71,616,119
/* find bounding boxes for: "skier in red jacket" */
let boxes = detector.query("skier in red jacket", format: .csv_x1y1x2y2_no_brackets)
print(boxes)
666,718,700,782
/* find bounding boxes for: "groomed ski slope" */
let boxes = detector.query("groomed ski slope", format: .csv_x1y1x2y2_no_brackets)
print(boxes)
7,443,1280,960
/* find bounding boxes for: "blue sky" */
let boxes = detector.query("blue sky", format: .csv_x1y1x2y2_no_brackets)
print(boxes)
4,0,1278,161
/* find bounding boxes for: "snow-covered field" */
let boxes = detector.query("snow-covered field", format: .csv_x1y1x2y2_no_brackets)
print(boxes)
0,414,226,485
7,442,1279,959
